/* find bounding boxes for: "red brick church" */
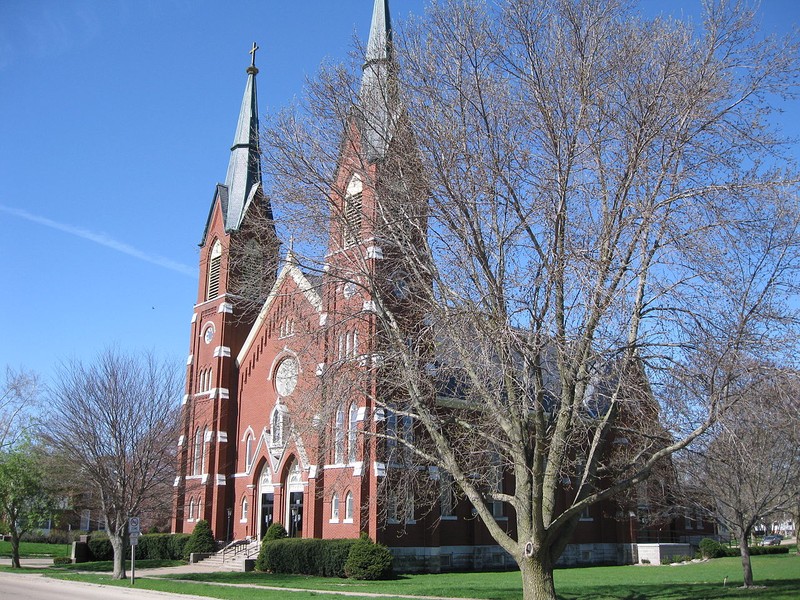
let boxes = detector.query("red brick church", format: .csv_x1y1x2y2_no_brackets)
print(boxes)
171,0,712,571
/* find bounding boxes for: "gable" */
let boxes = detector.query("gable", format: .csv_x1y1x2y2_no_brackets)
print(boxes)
236,257,323,368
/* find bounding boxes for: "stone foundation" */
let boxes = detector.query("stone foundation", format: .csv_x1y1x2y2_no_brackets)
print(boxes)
390,542,638,573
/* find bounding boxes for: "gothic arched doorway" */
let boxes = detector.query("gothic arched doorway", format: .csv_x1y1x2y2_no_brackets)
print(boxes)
284,458,304,537
258,462,275,539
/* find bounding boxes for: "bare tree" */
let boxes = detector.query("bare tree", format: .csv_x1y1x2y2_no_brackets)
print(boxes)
684,373,800,587
45,350,182,580
0,367,39,451
256,1,800,598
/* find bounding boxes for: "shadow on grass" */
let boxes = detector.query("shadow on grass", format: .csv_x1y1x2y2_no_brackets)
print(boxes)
59,559,185,572
558,578,800,600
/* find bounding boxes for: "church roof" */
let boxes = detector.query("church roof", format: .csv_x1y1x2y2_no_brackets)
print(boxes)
223,43,263,233
358,0,397,162
200,44,266,246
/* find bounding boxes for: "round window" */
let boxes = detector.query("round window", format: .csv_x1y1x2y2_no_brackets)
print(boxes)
274,358,299,396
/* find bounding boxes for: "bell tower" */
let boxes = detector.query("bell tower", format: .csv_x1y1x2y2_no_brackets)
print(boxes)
173,43,279,537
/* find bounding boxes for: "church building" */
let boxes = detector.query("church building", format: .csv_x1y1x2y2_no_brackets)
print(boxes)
171,0,711,571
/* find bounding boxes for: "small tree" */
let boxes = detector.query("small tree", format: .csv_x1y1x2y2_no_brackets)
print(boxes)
685,374,800,587
0,367,38,452
44,349,181,579
183,519,216,559
0,444,55,568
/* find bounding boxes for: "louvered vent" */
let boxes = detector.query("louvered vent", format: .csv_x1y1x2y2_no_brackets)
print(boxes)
344,193,363,247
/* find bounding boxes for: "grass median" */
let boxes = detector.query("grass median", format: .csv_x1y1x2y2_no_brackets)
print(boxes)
30,551,799,600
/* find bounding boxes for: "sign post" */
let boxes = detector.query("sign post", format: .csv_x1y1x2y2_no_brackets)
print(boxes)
129,517,141,585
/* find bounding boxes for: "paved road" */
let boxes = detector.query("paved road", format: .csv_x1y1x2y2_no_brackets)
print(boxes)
0,570,212,600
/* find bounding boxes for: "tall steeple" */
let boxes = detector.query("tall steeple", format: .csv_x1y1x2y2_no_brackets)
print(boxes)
223,42,262,231
359,0,396,162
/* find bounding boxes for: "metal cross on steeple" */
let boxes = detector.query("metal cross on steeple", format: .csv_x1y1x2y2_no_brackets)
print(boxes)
249,42,259,68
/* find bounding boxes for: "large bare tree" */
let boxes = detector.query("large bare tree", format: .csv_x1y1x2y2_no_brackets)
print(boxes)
253,1,800,598
45,350,182,579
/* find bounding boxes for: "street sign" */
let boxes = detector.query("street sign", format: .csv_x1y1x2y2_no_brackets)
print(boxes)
130,535,139,547
129,517,141,535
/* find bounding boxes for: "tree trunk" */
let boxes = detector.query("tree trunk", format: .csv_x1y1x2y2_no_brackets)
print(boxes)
739,543,754,588
109,533,126,580
520,553,557,600
10,529,21,569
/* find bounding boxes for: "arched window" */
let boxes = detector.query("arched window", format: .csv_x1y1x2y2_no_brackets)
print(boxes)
347,403,358,463
207,240,222,299
192,427,203,475
188,497,196,521
271,405,290,446
334,405,345,463
344,491,354,522
343,175,363,247
244,432,254,470
241,496,249,522
202,426,210,473
331,492,340,522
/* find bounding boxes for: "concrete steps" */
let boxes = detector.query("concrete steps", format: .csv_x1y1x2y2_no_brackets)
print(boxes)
194,540,260,572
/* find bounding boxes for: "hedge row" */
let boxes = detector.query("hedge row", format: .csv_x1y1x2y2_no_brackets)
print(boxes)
87,533,190,561
698,538,789,558
256,537,360,577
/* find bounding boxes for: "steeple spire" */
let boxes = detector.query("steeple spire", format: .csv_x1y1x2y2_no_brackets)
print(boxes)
223,42,262,231
365,0,392,65
359,0,396,162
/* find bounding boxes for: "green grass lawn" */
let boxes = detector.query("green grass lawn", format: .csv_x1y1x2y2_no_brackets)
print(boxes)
33,552,799,600
0,540,70,558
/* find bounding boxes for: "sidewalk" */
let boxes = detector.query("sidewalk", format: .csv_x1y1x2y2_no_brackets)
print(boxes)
3,558,480,600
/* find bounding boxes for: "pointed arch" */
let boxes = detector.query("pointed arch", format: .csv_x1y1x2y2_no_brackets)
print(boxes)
347,402,358,463
207,239,223,299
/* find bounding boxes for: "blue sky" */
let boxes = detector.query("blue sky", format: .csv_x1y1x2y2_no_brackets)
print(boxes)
0,0,798,384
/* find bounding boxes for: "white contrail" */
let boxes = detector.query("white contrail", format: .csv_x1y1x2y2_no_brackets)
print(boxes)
0,204,195,277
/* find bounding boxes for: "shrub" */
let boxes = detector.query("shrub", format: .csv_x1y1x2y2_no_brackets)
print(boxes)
263,523,288,541
168,533,191,560
699,538,727,559
87,535,115,561
84,531,191,561
52,556,72,565
256,537,360,577
748,545,789,555
183,520,216,559
344,538,393,580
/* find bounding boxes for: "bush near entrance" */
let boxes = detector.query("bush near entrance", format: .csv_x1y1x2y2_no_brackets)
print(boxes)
256,537,360,577
344,536,393,580
182,520,216,560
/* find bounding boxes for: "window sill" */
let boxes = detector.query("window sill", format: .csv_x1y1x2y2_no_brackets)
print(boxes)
329,518,340,524
239,519,248,524
343,518,354,524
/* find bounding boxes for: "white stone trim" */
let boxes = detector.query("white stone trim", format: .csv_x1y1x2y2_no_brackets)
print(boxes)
374,462,386,477
191,313,198,323
356,407,367,421
366,245,383,259
216,474,226,486
182,394,189,405
213,346,231,358
178,435,185,446
218,302,233,314
173,476,181,487
362,300,377,313
319,313,328,326
217,431,228,443
186,354,193,365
